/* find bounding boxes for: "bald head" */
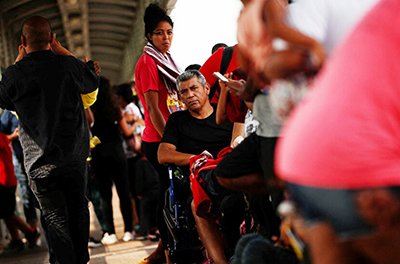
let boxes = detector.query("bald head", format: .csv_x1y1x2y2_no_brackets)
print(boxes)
22,16,53,51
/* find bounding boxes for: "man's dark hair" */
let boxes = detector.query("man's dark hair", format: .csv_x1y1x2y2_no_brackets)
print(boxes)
185,64,201,71
212,43,228,54
144,4,174,43
21,16,52,50
116,83,134,103
92,76,122,122
176,70,207,91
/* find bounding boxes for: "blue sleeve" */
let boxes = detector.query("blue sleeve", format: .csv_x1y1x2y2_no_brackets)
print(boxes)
0,111,10,134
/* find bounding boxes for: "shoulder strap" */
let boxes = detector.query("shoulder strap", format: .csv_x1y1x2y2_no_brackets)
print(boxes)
209,46,234,100
220,46,234,75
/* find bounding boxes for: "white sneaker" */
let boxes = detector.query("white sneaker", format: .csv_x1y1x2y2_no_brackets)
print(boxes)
122,231,135,242
101,233,118,245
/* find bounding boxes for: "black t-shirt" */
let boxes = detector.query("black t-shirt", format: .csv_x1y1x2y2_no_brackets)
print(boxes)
161,104,233,159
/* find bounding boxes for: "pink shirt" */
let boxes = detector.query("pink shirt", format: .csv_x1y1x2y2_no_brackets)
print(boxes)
135,53,171,142
276,0,400,189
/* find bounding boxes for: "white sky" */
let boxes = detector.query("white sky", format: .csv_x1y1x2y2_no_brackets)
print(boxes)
169,0,243,71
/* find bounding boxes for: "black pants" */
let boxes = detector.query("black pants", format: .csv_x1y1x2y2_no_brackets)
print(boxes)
30,162,89,264
91,141,133,234
142,141,170,250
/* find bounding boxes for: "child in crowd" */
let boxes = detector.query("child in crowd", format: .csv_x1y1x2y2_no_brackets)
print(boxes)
0,131,39,252
116,83,145,155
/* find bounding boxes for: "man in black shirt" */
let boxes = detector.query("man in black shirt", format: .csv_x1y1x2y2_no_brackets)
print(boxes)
0,16,99,263
158,70,243,264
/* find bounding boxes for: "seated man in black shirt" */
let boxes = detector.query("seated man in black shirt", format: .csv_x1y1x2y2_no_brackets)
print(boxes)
158,70,244,264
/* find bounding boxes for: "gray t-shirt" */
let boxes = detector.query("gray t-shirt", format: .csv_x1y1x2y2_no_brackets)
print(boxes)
253,93,282,138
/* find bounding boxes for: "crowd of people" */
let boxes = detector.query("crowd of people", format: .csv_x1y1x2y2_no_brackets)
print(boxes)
1,0,400,264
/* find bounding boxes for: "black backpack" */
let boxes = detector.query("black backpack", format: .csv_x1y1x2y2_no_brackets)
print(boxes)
209,46,234,101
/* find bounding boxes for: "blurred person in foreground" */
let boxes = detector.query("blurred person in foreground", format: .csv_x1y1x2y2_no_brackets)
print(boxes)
0,16,100,263
219,0,381,197
276,0,400,263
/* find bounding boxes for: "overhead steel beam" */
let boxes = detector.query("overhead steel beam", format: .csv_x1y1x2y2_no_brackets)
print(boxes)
90,8,135,18
5,4,57,26
89,15,133,27
90,38,125,48
89,31,127,41
0,15,11,67
87,0,138,8
80,0,91,59
96,61,121,70
90,24,130,34
57,0,91,59
91,46,122,56
0,0,31,14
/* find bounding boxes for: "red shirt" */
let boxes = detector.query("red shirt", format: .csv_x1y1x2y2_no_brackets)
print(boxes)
135,53,171,142
0,133,17,187
200,45,240,103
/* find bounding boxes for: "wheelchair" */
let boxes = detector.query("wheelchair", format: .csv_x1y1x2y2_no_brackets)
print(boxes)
163,165,204,264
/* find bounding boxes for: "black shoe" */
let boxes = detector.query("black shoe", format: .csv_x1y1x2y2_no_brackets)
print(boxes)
4,239,24,252
147,233,159,242
25,228,40,248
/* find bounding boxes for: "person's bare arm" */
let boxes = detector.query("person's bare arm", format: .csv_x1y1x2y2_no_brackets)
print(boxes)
7,127,19,141
136,118,145,127
216,78,231,125
263,49,309,80
230,122,245,147
85,108,94,130
158,142,195,166
14,45,26,64
124,112,136,124
50,40,74,56
264,0,325,68
144,91,166,137
119,117,137,137
238,78,261,103
51,41,101,75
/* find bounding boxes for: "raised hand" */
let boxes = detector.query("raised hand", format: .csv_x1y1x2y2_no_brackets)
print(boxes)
50,40,74,56
14,45,26,64
84,56,101,75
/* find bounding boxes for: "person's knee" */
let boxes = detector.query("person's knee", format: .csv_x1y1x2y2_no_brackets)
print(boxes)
216,176,233,189
355,189,400,228
191,199,196,215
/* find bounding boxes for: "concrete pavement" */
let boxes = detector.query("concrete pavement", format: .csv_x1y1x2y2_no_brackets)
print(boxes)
0,186,158,264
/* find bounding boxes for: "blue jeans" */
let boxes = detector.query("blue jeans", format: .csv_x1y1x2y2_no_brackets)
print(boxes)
13,153,38,224
286,183,374,239
30,162,89,264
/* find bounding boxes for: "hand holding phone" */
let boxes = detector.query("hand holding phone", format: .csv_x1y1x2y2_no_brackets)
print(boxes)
213,72,229,82
214,72,240,92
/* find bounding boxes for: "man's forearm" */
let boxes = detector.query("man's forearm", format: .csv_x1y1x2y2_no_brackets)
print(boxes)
239,78,261,102
158,146,194,166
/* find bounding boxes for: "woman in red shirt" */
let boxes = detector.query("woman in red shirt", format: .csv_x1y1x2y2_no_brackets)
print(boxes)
135,4,182,264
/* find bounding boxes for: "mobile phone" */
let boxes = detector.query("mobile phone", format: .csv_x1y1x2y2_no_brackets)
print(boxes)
213,72,229,82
